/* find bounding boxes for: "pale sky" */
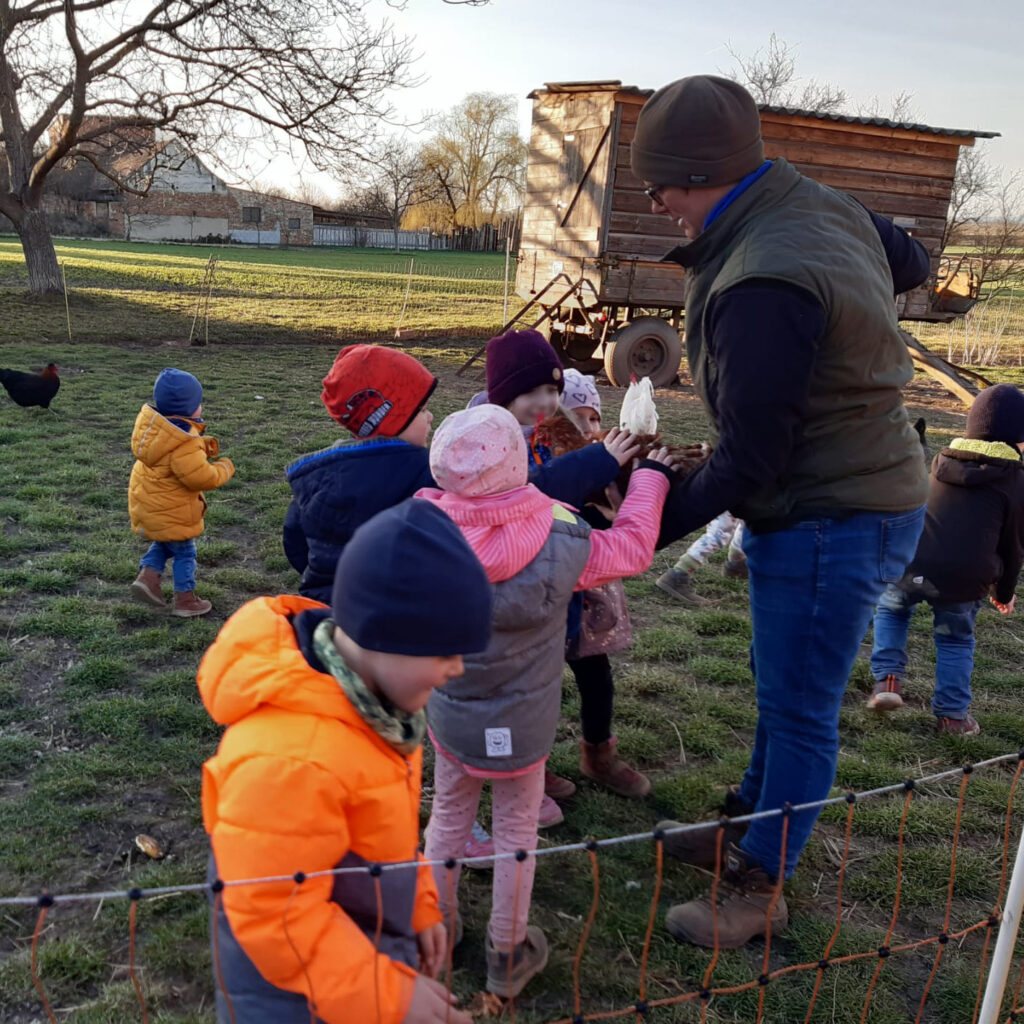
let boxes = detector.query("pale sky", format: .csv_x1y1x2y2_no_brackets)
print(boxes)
260,0,1024,196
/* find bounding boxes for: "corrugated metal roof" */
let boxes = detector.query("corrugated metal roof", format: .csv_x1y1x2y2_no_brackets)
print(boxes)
527,82,999,139
758,104,1000,139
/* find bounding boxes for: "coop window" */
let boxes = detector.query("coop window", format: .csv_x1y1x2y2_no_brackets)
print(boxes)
242,206,262,223
288,217,301,230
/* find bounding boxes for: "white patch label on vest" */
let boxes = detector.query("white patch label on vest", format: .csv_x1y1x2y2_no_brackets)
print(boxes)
485,727,513,758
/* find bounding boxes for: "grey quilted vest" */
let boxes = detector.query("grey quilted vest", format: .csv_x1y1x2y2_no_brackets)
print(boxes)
428,515,591,772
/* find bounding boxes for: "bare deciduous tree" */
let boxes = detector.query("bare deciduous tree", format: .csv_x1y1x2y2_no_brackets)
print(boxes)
724,33,847,113
942,145,1024,301
360,137,423,250
857,90,919,122
0,0,416,293
409,92,526,231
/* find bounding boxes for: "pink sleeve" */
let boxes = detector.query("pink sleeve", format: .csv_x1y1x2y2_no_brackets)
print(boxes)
575,468,670,590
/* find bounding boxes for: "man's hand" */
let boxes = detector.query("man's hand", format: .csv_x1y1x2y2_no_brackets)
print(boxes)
417,922,446,979
402,975,474,1024
603,428,643,467
990,594,1016,615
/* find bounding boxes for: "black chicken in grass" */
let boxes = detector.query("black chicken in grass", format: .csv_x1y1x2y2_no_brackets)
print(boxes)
0,363,61,410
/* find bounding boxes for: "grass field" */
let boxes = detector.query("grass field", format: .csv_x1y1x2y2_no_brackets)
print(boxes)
4,339,1024,1023
0,236,511,347
4,235,1024,366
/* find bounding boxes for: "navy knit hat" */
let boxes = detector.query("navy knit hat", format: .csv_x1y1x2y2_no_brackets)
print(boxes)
966,384,1024,445
153,368,203,417
486,329,564,409
332,499,492,657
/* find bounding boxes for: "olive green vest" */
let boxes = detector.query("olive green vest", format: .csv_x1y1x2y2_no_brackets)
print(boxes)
671,159,928,527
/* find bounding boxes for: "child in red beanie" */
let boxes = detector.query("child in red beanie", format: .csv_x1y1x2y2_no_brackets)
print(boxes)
283,345,438,602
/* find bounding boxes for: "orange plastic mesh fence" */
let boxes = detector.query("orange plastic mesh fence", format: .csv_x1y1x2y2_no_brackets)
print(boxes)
13,752,1024,1024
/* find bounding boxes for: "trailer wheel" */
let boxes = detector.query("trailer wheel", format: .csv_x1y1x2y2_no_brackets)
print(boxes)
604,317,682,387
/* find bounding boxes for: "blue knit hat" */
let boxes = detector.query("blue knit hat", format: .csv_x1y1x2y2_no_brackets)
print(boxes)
153,368,203,417
332,499,492,657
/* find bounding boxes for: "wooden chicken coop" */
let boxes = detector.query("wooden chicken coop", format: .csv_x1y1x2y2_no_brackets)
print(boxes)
491,80,999,398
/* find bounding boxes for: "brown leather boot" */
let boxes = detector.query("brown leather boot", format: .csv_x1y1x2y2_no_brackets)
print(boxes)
580,738,650,798
172,590,212,618
544,767,577,800
131,567,166,607
657,785,753,869
665,844,788,949
485,925,549,997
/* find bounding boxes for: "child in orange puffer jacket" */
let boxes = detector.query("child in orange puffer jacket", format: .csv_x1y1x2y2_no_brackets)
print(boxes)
128,368,234,617
199,500,492,1024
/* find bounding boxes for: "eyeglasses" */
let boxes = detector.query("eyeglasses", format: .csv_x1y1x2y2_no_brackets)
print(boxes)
644,185,667,206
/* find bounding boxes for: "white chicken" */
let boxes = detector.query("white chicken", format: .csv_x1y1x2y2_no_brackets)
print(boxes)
618,376,659,435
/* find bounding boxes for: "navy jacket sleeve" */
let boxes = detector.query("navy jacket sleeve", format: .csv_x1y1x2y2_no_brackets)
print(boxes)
282,499,309,573
865,208,931,295
529,443,621,507
657,281,825,547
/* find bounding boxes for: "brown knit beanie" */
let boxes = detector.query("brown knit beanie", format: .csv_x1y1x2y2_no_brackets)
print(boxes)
631,75,764,188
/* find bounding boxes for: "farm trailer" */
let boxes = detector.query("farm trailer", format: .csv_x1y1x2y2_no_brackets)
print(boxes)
470,80,999,403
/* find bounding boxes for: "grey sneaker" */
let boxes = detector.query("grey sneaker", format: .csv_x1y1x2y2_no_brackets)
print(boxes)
485,925,549,997
655,568,709,606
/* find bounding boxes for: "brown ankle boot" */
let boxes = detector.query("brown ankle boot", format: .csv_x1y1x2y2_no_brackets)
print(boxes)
131,567,166,607
544,767,577,800
172,590,212,618
658,785,753,869
665,844,788,949
655,567,709,606
580,737,650,798
485,925,549,997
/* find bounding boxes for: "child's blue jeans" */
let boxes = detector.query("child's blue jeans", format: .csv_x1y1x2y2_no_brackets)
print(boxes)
870,584,983,719
140,539,197,592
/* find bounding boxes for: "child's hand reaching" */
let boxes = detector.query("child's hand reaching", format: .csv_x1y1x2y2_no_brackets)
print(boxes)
403,975,474,1024
417,921,447,979
603,428,643,467
990,594,1016,615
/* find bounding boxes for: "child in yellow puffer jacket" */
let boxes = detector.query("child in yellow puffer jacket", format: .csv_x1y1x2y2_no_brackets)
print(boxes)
128,368,234,617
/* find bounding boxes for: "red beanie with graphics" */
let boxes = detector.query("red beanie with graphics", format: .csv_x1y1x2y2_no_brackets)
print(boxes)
321,345,437,439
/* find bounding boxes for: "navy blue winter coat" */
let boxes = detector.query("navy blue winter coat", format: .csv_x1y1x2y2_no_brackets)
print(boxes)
283,434,620,603
283,438,435,603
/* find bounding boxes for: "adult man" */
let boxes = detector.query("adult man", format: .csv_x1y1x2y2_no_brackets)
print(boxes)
632,75,931,948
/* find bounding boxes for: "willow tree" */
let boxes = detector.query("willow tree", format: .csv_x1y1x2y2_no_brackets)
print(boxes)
0,0,414,292
411,92,526,231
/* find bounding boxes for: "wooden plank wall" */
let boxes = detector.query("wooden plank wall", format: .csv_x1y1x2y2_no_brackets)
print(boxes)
520,89,970,319
609,106,966,318
516,91,616,302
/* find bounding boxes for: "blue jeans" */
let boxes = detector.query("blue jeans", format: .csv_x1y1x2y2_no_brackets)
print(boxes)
140,539,197,592
736,507,925,879
870,585,982,719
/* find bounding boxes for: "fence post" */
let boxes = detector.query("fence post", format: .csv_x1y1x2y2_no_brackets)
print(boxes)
979,823,1024,1024
394,257,415,339
503,234,511,325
